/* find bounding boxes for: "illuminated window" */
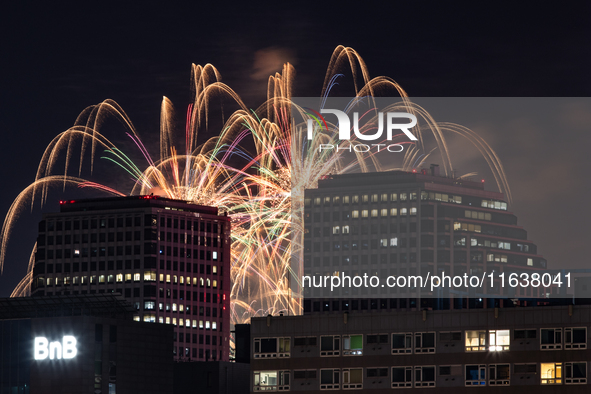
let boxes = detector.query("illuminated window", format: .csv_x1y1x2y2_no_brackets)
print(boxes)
390,193,398,201
165,317,170,324
133,315,140,322
465,365,486,386
144,301,155,310
541,362,562,384
107,275,113,283
90,275,96,284
81,276,87,284
212,266,217,274
343,335,362,355
410,207,417,215
253,371,290,391
144,271,156,281
400,193,407,201
362,195,369,203
192,320,197,328
332,226,340,235
213,280,217,288
199,320,204,329
179,319,183,326
173,275,177,284
342,225,349,234
489,330,510,351
314,197,321,205
390,208,397,216
212,322,217,330
352,195,359,203
172,303,177,312
527,258,533,266
116,274,123,282
205,321,210,329
352,210,359,219
343,196,350,204
73,276,79,284
213,251,218,260
400,208,407,215
380,239,388,247
380,209,388,217
361,210,368,218
166,274,171,283
371,209,378,217
333,196,340,204
180,276,184,284
392,333,412,354
158,317,163,323
391,366,412,388
465,330,486,351
390,237,398,247
172,318,176,326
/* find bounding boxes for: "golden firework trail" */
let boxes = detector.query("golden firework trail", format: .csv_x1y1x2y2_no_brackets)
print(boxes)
0,46,511,323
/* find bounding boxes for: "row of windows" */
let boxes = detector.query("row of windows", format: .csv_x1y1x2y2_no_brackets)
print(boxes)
306,192,470,206
254,328,587,357
253,362,586,390
43,216,223,233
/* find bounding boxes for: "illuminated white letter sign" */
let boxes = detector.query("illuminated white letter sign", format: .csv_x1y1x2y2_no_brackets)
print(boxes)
34,336,77,360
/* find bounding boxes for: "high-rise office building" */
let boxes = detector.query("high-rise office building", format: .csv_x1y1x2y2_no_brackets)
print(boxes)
303,166,548,312
30,195,231,361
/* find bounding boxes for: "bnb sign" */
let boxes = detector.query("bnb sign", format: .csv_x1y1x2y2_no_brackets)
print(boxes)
34,336,78,360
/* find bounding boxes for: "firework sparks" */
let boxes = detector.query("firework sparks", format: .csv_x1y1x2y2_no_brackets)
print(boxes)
1,46,511,324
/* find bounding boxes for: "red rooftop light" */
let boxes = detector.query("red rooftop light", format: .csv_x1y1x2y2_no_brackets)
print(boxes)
481,179,485,183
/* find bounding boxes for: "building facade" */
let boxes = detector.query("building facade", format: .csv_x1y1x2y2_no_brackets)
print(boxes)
250,305,590,392
303,167,549,312
0,295,173,394
30,195,231,361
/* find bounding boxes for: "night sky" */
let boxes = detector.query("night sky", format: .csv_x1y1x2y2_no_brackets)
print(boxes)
0,2,589,296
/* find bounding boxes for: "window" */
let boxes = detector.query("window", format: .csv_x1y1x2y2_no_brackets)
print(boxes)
361,210,368,218
489,364,510,385
332,226,340,235
293,370,316,380
294,337,317,347
465,330,486,351
391,366,412,388
367,368,388,378
439,331,462,341
415,332,435,353
514,329,536,340
320,335,340,356
352,210,359,219
565,362,587,384
253,371,289,391
371,209,378,217
390,237,398,247
320,369,340,390
381,209,388,217
253,338,282,358
342,335,362,355
541,362,562,384
367,334,388,345
392,333,412,354
513,364,536,374
415,366,435,387
390,208,398,216
342,368,362,389
489,330,510,351
541,328,562,350
565,327,586,349
465,365,486,386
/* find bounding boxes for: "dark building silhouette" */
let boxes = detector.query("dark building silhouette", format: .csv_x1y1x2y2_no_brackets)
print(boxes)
30,195,231,362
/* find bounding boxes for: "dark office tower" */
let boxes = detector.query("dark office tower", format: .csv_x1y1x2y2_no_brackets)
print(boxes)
303,166,548,313
31,195,231,362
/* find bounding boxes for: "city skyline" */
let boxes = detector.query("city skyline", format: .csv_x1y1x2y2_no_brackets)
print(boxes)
1,3,590,298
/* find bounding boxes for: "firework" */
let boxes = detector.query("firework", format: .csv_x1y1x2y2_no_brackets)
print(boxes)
0,46,511,324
